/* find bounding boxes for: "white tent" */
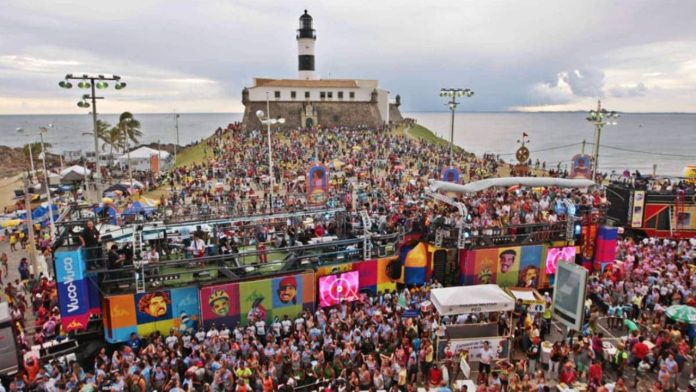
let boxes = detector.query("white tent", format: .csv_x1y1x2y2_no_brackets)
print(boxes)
117,147,172,172
430,284,515,315
60,165,91,182
60,165,91,177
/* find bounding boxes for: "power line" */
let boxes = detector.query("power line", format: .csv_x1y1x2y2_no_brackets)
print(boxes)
586,143,696,159
497,142,582,156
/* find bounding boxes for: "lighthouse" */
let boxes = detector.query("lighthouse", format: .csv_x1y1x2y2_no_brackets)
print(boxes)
297,10,316,80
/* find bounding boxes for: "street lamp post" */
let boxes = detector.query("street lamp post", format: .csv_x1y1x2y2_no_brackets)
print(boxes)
16,128,37,177
174,112,180,164
59,73,126,200
122,118,134,186
439,88,474,166
17,125,57,239
256,93,285,213
586,100,619,183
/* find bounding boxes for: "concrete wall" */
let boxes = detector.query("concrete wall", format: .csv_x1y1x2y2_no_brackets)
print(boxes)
242,101,391,130
389,103,403,123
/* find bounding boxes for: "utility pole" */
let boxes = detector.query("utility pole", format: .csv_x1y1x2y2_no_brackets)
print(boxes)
23,177,38,277
581,139,586,154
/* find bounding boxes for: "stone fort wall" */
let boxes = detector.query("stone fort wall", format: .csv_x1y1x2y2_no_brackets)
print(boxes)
242,101,402,130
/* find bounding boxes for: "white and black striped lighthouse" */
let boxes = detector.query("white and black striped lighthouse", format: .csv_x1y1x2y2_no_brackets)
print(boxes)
297,10,316,80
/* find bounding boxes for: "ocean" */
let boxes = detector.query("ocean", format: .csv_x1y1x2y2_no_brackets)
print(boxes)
0,112,694,176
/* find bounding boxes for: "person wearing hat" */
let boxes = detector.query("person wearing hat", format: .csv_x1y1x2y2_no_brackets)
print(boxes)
277,276,298,304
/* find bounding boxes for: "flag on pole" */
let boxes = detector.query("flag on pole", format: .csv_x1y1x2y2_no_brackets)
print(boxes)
523,132,528,137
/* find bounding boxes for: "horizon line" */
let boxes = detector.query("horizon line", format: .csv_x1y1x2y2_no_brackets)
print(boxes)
1,110,696,116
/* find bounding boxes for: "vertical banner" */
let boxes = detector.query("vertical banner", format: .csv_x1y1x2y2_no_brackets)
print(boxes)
307,165,329,205
570,154,592,179
581,224,598,262
55,247,90,332
150,154,160,173
630,191,645,228
441,166,461,184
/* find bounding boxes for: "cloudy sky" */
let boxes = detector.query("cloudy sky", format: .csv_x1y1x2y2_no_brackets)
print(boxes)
2,0,695,114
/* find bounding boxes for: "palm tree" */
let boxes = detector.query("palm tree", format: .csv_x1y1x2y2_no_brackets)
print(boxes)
117,112,143,146
101,127,125,154
96,119,112,141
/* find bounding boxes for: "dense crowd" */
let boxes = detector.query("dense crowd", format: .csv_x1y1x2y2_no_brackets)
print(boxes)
6,122,696,392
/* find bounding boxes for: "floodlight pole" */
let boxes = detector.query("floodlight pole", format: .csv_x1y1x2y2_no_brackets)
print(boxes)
62,73,126,201
439,88,474,166
266,94,274,211
90,81,100,198
587,100,618,183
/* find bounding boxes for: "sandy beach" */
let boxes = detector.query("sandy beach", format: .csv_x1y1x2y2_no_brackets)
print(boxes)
0,175,21,212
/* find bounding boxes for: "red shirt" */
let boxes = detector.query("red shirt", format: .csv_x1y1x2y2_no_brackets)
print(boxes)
429,367,442,386
588,363,603,383
632,342,649,359
560,369,576,384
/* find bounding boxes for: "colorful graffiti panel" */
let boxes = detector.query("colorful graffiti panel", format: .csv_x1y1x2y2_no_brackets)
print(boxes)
200,283,241,329
473,248,500,285
496,247,521,287
104,286,201,343
198,272,316,330
518,245,543,288
315,259,398,297
460,245,549,289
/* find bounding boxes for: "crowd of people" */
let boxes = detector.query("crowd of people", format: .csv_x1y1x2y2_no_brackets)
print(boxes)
4,120,696,392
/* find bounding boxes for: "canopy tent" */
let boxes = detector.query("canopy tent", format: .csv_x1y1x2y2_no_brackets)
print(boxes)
428,177,595,194
430,284,515,316
60,165,91,183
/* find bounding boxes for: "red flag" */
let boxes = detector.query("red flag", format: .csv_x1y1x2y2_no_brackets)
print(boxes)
523,132,528,137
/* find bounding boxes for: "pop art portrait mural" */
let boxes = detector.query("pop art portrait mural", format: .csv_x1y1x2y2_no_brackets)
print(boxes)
199,273,315,330
103,286,200,343
460,245,549,289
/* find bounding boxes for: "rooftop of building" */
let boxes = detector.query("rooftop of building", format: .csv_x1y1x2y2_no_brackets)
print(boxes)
252,78,377,88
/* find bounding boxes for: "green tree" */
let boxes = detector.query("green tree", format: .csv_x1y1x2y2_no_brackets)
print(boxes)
23,142,52,160
117,112,143,146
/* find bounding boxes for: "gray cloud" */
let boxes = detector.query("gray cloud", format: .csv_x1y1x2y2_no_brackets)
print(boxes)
610,83,648,98
560,68,605,98
1,0,695,113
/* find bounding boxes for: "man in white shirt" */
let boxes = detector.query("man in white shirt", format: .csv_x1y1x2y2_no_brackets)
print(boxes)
478,341,495,375
281,315,293,337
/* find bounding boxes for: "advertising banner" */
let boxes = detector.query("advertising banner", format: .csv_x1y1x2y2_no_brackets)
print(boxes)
318,271,360,307
315,258,398,296
630,190,646,227
55,247,90,332
450,336,511,362
307,165,329,205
